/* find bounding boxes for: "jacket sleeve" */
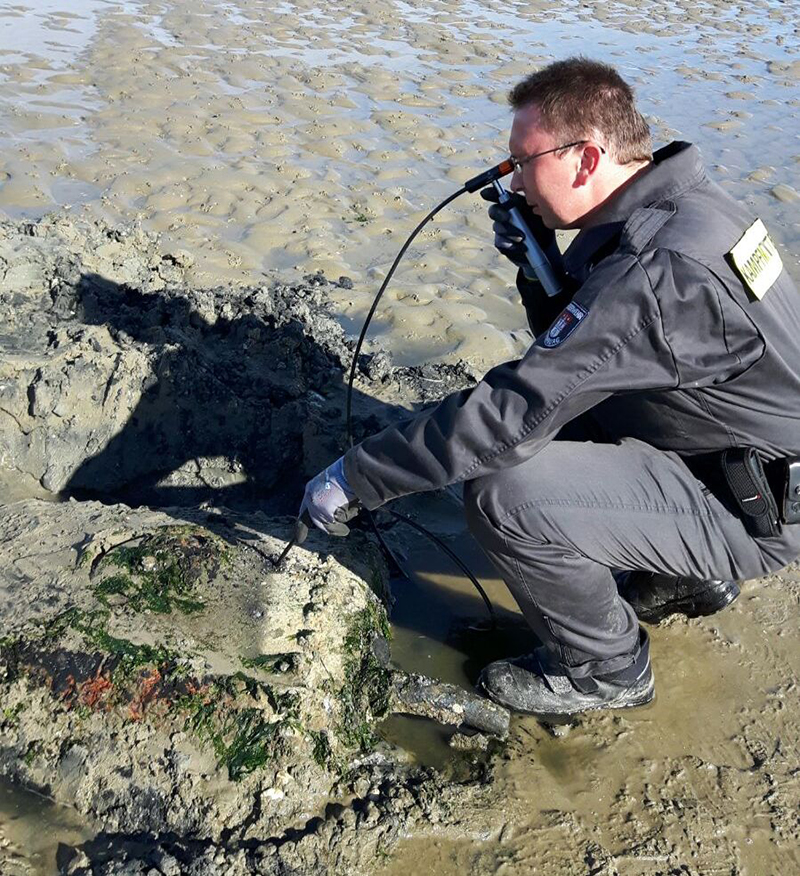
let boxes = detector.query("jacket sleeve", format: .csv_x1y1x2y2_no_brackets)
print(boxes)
645,248,765,386
344,253,680,510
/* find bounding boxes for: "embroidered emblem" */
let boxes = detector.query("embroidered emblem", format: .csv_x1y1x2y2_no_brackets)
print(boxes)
726,218,783,300
542,302,588,348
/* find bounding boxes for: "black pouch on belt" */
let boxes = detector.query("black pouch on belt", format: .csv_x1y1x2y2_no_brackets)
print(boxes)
720,447,781,538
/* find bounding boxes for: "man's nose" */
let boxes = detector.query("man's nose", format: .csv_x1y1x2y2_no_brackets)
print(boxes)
509,167,523,193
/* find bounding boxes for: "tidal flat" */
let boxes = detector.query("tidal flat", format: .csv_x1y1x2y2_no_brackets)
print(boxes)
0,1,798,874
0,0,798,369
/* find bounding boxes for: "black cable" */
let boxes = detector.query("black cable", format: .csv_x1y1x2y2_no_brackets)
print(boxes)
345,186,465,446
344,185,497,626
387,509,496,625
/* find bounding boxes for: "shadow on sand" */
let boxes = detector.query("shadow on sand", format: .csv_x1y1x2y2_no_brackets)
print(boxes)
60,271,532,676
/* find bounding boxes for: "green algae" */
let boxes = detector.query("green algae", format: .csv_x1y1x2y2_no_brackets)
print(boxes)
93,527,226,615
219,708,282,780
90,628,175,677
178,677,298,781
22,740,42,766
308,728,335,769
1,702,26,727
334,600,392,753
47,607,176,672
240,652,298,674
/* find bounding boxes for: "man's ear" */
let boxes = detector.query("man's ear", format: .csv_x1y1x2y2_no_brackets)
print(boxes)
575,144,603,187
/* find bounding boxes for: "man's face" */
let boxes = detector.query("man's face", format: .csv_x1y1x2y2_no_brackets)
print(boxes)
508,103,588,230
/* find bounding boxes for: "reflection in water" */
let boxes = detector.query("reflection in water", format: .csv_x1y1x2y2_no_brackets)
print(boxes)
379,714,457,772
0,776,92,875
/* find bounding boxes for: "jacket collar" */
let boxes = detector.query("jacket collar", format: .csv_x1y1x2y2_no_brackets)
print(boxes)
562,141,708,280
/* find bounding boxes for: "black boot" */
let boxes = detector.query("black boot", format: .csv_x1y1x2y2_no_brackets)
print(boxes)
478,629,654,717
617,572,740,624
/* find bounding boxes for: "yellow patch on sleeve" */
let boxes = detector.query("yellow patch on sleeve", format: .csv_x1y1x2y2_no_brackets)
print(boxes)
727,219,783,300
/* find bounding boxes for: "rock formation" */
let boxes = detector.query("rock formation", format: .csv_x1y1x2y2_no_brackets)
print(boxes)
0,216,500,874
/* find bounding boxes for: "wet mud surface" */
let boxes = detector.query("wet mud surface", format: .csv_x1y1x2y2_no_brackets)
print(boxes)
376,519,800,876
0,0,798,367
0,213,797,876
0,214,493,875
0,1,799,874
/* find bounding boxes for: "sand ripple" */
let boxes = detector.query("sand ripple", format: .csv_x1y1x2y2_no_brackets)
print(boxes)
0,0,798,366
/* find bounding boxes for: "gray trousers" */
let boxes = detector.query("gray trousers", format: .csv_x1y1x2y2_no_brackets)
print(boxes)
464,437,800,679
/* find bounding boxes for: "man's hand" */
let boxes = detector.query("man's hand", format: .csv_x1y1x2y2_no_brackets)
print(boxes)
300,457,360,537
480,186,558,271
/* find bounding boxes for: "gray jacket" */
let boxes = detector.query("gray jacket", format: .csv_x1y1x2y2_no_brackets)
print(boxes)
344,142,800,511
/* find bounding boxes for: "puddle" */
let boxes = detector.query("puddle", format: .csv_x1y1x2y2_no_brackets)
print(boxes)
0,776,93,876
0,0,107,63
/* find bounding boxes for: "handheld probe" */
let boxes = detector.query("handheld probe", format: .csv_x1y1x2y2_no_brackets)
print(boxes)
272,511,311,567
489,179,562,297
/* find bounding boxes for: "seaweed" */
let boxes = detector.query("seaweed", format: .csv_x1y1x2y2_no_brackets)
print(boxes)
178,681,291,781
22,740,43,766
92,526,228,615
308,729,334,769
219,708,281,780
240,652,298,674
334,600,392,753
1,702,26,726
48,607,176,672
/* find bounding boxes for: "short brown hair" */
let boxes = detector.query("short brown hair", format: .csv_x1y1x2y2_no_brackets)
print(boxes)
508,57,652,165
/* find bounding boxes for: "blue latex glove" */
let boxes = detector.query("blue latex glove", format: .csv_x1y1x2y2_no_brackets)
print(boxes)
300,457,361,537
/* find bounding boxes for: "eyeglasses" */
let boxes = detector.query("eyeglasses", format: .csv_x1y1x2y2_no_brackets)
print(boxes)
510,140,606,173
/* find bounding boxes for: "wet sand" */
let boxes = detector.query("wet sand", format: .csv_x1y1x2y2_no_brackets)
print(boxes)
1,0,798,369
1,1,799,873
377,498,800,876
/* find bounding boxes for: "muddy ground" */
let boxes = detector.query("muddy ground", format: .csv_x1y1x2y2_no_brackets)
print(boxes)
0,0,799,874
1,0,798,366
0,213,504,875
0,213,798,876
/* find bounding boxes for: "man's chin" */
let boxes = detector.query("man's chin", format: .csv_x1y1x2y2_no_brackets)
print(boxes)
530,204,565,230
538,214,556,230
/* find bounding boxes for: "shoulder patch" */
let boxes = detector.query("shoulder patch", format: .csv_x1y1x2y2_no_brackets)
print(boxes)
541,302,588,348
726,219,783,300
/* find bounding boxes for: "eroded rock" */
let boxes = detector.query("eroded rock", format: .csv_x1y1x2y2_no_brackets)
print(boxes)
0,498,499,874
0,499,398,839
0,216,474,508
0,215,495,873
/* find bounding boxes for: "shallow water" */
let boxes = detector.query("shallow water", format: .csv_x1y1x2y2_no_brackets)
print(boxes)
0,776,92,875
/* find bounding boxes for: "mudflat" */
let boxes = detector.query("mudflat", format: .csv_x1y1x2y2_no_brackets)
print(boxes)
0,1,798,874
0,0,798,369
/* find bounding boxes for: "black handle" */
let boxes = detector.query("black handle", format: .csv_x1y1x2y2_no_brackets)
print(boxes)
294,509,313,545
